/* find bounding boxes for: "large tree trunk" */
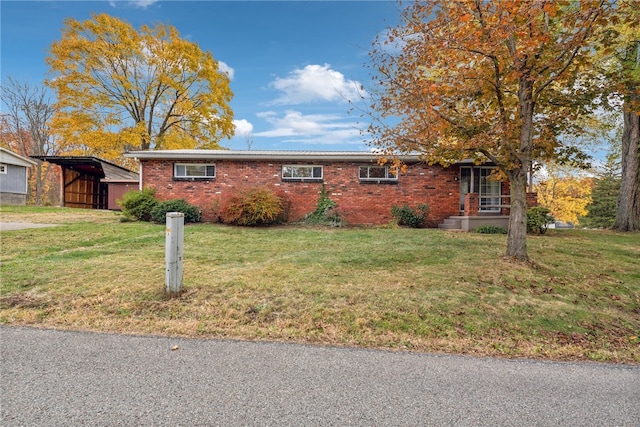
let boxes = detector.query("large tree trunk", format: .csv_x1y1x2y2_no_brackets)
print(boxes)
506,168,528,260
614,105,640,231
505,74,534,261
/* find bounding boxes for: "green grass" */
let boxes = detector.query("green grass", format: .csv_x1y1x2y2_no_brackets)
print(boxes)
1,205,638,363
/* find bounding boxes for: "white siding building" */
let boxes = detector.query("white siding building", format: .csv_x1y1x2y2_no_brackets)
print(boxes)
0,148,36,205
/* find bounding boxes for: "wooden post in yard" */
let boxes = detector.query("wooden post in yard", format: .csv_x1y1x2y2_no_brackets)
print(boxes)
165,212,184,297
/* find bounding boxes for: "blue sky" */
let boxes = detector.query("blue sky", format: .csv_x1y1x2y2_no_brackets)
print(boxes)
1,0,400,151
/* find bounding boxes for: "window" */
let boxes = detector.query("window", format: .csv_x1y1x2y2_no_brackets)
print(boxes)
174,163,215,179
282,165,323,181
359,165,397,182
0,164,6,174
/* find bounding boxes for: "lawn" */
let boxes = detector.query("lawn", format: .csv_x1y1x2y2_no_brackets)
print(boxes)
1,205,638,364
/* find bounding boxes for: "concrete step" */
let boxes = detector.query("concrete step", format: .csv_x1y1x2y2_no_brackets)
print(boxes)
438,217,462,230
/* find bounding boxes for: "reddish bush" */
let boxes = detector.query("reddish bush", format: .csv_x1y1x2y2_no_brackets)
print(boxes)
218,187,287,226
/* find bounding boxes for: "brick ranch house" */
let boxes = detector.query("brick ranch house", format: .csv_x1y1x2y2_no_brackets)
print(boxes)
124,150,536,230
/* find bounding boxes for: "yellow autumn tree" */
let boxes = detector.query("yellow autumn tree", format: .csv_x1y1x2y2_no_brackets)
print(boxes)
535,175,594,225
367,1,612,260
46,13,234,164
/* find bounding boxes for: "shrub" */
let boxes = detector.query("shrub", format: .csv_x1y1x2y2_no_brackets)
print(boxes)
150,199,202,224
391,203,430,228
302,186,344,227
527,206,555,235
475,225,508,234
218,187,285,226
117,188,158,221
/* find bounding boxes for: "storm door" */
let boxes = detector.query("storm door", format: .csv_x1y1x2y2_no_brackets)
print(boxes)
460,167,502,213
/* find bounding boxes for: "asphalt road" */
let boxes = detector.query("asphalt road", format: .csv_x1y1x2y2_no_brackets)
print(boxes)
1,326,638,426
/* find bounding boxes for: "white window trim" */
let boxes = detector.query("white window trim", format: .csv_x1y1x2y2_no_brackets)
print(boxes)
359,165,398,182
281,165,323,180
0,164,7,174
174,163,216,179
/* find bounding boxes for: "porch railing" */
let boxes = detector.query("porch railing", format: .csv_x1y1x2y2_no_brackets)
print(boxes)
479,195,511,209
464,193,538,216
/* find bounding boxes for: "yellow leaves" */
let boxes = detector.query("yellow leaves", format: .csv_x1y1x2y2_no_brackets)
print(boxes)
534,176,594,224
46,13,234,156
119,125,146,149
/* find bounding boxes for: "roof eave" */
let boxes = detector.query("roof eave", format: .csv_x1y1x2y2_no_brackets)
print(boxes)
124,150,424,163
0,148,37,167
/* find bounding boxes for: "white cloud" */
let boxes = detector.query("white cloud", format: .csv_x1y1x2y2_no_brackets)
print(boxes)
128,0,159,9
254,110,366,146
233,119,253,137
109,0,159,9
218,61,234,80
268,64,366,105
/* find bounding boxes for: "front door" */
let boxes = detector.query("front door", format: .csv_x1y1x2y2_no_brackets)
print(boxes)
460,167,502,213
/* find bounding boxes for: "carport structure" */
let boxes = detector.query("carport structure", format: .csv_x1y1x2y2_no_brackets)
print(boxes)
32,156,138,210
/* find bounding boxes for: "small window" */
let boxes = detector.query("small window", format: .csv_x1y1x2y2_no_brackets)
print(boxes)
282,165,323,181
0,164,6,174
174,163,215,179
359,166,397,182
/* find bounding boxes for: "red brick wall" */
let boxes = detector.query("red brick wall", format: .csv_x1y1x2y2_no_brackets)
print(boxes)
141,159,461,226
